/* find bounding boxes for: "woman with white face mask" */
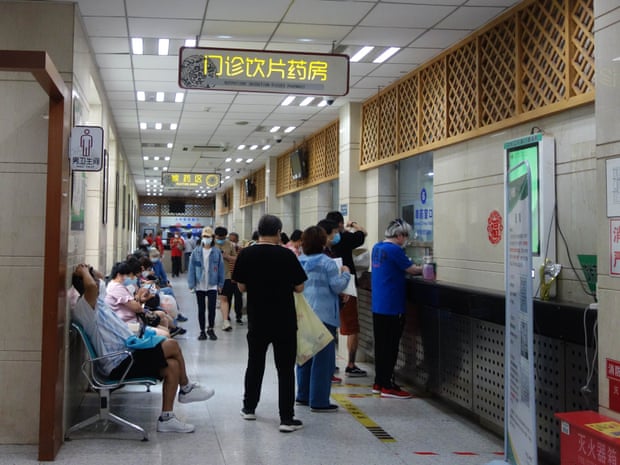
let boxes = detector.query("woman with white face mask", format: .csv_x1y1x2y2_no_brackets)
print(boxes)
188,227,225,341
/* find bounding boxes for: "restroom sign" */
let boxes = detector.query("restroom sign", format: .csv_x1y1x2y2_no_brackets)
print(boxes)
70,126,104,171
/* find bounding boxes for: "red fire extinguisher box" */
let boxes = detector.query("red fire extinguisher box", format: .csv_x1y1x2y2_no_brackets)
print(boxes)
555,411,620,465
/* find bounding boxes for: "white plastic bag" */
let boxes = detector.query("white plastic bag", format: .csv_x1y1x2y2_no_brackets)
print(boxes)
295,293,333,365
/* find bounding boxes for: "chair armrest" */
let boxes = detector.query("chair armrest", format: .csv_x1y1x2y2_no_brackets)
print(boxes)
82,350,135,388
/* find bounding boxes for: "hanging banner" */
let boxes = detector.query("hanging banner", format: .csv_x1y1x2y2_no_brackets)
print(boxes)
179,46,349,96
504,162,537,465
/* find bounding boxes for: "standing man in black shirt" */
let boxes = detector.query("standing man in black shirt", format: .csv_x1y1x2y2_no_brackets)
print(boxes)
326,211,368,377
232,214,307,433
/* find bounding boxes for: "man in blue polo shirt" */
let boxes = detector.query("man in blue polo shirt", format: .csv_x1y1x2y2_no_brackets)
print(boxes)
371,218,422,399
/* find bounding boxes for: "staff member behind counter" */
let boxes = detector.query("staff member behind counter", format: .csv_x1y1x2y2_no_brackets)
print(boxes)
370,218,422,399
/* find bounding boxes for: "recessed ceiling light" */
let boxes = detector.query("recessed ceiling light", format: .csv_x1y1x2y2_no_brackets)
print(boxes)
351,46,374,62
140,122,147,130
225,175,231,180
270,126,280,133
158,38,170,56
317,100,328,107
237,145,245,150
153,166,159,171
143,156,149,161
300,97,314,106
235,158,243,163
154,156,160,161
137,91,146,101
167,143,173,149
162,166,168,171
246,158,254,163
131,38,143,55
373,47,400,64
156,92,165,102
164,156,170,161
225,167,231,172
225,157,232,162
284,126,296,133
185,39,196,47
249,145,258,150
155,122,162,130
174,92,184,103
262,145,271,150
170,123,178,130
281,96,295,106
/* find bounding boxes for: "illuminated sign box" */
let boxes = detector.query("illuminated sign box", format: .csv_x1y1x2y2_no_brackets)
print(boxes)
163,172,221,189
178,46,349,96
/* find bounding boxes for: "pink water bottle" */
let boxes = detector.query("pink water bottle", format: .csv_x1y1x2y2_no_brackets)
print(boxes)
422,256,435,280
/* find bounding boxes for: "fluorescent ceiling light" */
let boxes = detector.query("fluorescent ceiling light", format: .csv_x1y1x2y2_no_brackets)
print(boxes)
164,156,170,161
137,91,146,101
155,122,162,130
235,158,243,163
281,96,295,106
225,175,231,180
143,156,149,161
262,145,271,150
350,46,374,62
153,166,159,171
225,157,232,162
373,47,400,64
158,38,170,56
270,126,280,133
237,145,245,150
156,92,165,102
185,39,196,47
131,38,143,55
299,97,314,106
246,158,254,163
225,167,231,172
284,126,296,133
162,166,168,171
140,122,147,130
167,143,173,149
249,145,258,150
317,100,328,107
175,92,184,103
154,156,160,161
170,123,178,130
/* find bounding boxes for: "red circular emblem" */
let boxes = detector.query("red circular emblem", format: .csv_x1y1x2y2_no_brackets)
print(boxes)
487,210,503,245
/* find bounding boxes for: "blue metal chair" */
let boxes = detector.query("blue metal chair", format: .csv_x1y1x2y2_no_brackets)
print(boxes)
66,322,158,441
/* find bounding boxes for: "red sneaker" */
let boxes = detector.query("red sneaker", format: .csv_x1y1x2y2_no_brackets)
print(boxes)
331,375,342,384
372,384,381,394
380,387,413,399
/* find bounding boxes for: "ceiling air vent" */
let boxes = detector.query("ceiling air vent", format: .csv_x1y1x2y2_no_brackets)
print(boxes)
141,142,169,148
191,144,229,152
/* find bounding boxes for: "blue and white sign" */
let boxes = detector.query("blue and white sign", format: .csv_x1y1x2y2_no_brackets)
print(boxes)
414,187,433,242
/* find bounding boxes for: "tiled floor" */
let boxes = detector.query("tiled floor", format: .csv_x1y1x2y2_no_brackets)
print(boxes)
2,275,511,465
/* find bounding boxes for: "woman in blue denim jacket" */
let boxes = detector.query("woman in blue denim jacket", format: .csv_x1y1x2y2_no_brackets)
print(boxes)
296,226,351,412
188,227,225,340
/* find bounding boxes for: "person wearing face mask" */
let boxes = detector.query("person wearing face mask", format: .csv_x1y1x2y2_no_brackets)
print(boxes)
213,226,237,331
370,218,422,399
169,231,185,278
188,227,225,341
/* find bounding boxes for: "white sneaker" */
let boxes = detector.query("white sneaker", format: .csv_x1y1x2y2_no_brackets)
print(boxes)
157,414,195,433
178,383,215,403
222,320,232,331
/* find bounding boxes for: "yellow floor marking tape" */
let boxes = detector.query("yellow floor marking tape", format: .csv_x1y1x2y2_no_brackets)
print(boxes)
331,393,396,443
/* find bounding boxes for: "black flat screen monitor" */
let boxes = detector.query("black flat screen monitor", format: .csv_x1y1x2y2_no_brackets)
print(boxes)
290,149,308,180
169,200,186,214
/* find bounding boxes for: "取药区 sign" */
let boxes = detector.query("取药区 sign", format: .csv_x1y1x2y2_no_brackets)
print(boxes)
178,47,349,96
163,172,221,189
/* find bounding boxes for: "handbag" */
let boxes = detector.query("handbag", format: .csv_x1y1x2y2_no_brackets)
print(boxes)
125,326,167,350
294,293,334,365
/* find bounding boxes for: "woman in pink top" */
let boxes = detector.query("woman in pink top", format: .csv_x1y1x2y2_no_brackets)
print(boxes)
285,229,303,256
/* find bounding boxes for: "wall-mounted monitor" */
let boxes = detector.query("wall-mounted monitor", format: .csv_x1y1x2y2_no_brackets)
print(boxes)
223,192,229,208
244,178,256,198
290,148,308,180
504,133,555,295
169,200,186,214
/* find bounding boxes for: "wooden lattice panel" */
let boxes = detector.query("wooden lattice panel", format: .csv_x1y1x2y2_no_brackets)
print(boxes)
379,87,399,160
519,0,567,112
140,201,160,216
360,97,380,166
240,166,265,207
420,59,447,146
569,0,594,96
479,17,517,126
275,121,339,196
138,196,214,217
447,40,478,137
398,75,419,153
323,122,339,178
359,0,594,171
219,187,233,215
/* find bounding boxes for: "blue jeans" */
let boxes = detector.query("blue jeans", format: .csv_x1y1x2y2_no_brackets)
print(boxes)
296,323,337,408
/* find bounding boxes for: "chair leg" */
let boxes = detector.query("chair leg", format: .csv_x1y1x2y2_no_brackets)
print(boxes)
107,412,149,441
65,413,103,439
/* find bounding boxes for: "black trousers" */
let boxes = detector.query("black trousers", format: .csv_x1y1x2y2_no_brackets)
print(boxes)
171,255,182,277
232,284,243,320
372,312,406,388
196,290,217,331
243,329,296,422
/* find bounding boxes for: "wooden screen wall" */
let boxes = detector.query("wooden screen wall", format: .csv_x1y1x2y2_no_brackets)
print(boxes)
138,196,215,218
219,187,233,215
275,121,339,196
360,0,595,169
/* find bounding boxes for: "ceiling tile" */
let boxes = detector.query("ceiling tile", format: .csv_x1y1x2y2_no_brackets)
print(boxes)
90,37,130,54
82,16,128,37
284,1,374,25
343,26,425,47
128,18,203,38
95,54,132,68
410,29,471,48
75,0,125,16
126,0,207,19
205,0,292,22
361,3,457,28
436,6,506,29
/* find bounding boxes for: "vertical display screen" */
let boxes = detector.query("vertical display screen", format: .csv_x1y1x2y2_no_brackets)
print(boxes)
507,143,540,255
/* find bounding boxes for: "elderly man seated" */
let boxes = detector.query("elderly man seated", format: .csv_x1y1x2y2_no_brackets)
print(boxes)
71,263,215,433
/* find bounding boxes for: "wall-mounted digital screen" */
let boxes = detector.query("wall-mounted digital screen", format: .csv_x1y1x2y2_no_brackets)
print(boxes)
507,142,540,256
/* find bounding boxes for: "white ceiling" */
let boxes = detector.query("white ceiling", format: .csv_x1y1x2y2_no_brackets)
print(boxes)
68,0,521,196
